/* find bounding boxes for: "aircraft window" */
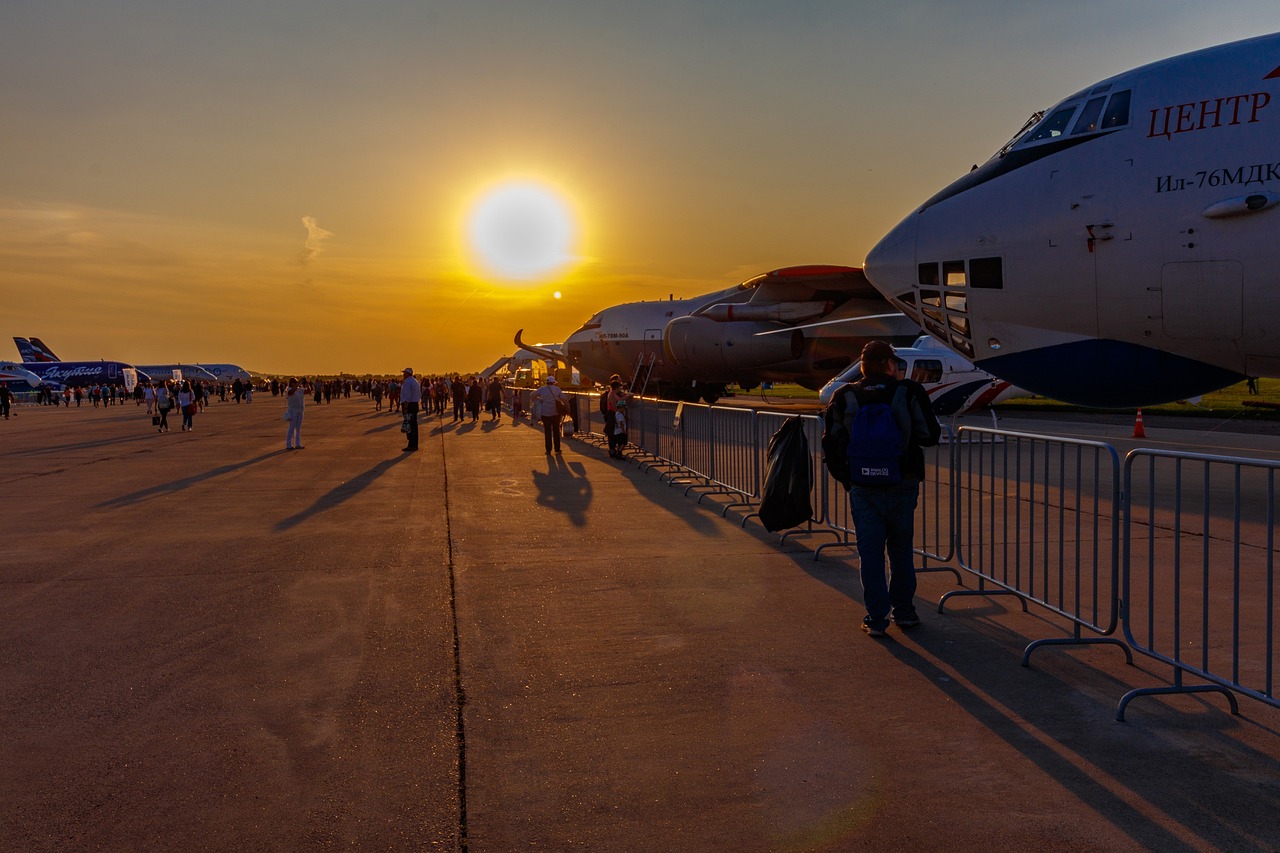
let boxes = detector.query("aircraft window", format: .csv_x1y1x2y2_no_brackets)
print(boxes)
945,294,967,313
952,337,975,359
948,315,970,336
1071,96,1106,135
970,256,1003,289
896,291,917,306
1023,106,1076,143
922,307,944,324
1090,83,1113,96
924,318,947,340
943,260,966,287
920,290,941,308
918,263,939,287
1101,89,1131,129
911,359,944,384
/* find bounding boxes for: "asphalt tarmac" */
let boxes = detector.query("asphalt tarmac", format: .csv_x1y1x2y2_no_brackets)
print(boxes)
3,397,1279,852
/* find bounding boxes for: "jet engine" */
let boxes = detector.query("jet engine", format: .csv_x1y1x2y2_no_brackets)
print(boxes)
663,316,804,374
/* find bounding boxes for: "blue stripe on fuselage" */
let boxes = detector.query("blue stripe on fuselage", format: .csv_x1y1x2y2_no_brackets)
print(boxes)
976,339,1244,408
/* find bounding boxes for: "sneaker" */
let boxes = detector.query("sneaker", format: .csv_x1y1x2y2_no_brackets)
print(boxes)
862,618,889,637
892,611,922,628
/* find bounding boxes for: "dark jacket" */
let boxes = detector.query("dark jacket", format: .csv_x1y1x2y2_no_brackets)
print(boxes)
836,373,942,481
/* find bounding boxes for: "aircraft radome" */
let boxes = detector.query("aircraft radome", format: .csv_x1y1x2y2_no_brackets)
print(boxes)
865,32,1280,408
518,265,919,403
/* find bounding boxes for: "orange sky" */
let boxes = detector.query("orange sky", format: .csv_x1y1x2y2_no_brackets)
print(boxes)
4,3,1278,375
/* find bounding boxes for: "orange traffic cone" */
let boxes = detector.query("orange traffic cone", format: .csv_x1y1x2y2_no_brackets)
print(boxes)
1132,408,1146,438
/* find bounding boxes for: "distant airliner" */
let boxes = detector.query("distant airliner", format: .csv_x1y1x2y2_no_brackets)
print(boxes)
864,32,1280,408
11,338,142,390
18,337,240,385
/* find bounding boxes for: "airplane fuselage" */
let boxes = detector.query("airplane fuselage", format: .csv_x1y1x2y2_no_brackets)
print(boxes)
19,361,144,390
865,33,1280,408
560,267,920,400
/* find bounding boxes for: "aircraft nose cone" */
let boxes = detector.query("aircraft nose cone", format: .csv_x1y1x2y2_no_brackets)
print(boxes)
865,215,918,301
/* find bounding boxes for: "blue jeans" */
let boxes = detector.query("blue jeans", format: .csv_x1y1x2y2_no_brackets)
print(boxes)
850,481,921,624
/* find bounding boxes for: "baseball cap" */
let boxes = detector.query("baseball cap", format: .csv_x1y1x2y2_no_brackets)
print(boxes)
546,375,557,384
860,340,896,361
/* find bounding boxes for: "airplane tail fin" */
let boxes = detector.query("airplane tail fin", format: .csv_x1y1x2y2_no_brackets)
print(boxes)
28,337,60,361
13,337,40,363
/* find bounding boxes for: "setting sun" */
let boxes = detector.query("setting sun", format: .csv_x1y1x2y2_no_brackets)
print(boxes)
465,181,576,281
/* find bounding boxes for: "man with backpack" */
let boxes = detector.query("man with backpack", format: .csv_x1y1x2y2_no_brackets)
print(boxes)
829,340,941,637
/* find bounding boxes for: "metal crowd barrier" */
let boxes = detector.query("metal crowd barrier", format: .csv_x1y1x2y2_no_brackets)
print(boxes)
530,387,1280,723
945,426,1130,666
1119,449,1279,720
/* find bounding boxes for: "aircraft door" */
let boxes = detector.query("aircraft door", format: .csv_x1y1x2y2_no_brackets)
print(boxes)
1085,160,1162,343
643,328,663,363
1159,261,1243,341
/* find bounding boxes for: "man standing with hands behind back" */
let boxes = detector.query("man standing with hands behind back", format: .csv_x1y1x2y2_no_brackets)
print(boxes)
400,367,422,452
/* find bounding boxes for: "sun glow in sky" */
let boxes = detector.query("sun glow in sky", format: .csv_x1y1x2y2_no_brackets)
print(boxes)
3,2,1280,375
466,181,578,281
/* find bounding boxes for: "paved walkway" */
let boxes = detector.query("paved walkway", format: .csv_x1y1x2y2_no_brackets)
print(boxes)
2,397,1278,851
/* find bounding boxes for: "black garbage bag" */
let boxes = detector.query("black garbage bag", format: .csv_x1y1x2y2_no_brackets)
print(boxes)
759,416,813,532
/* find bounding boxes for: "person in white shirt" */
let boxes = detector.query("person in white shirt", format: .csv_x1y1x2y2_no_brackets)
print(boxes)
532,375,566,454
400,367,423,452
284,377,306,450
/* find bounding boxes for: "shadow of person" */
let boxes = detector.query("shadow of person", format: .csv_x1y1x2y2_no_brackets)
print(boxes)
532,457,593,527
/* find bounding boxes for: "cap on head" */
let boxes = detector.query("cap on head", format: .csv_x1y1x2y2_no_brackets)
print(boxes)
403,367,413,376
546,375,557,384
860,340,896,363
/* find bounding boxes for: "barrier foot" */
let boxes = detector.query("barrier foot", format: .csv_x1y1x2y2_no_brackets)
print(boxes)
813,540,857,560
779,525,837,544
720,500,756,518
1115,683,1240,722
1021,635,1133,668
938,587,1029,614
917,564,963,584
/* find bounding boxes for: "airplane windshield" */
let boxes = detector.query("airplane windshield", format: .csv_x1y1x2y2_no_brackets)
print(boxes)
1022,106,1077,143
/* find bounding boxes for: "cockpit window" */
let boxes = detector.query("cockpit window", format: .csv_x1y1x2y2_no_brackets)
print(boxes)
1023,106,1077,143
1071,96,1106,135
1100,89,1131,129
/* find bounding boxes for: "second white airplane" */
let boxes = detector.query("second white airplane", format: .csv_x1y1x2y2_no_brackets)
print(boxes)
518,265,919,403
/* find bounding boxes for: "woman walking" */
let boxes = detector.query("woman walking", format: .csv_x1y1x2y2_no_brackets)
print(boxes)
177,380,197,432
155,381,173,433
284,377,305,450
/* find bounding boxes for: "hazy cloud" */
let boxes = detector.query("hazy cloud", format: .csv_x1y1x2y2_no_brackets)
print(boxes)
301,216,334,264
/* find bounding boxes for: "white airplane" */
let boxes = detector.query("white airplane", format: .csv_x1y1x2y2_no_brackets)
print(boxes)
517,265,920,403
817,336,1027,417
193,363,253,384
0,361,44,387
864,32,1280,408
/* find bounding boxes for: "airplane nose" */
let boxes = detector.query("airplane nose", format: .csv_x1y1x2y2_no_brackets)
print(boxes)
864,214,918,301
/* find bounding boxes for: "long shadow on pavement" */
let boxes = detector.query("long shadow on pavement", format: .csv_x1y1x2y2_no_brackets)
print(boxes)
275,454,412,531
95,450,289,509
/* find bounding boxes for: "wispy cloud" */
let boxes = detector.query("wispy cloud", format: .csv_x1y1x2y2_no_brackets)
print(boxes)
300,216,333,264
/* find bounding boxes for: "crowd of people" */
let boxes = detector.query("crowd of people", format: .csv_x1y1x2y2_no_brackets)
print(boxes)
4,369,633,460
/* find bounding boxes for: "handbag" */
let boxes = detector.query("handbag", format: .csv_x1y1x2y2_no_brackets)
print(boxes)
400,415,412,433
555,397,571,417
152,415,161,426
